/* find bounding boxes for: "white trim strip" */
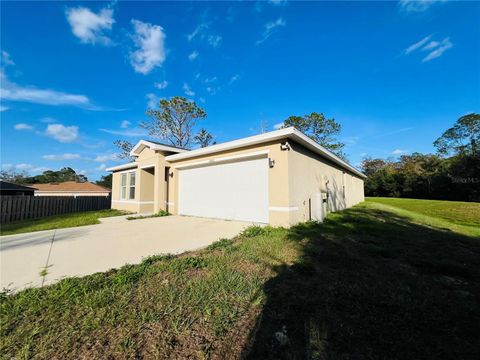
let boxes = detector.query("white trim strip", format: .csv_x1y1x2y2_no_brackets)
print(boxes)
174,159,211,170
269,206,299,212
112,200,154,205
106,162,137,172
165,201,175,206
139,164,155,169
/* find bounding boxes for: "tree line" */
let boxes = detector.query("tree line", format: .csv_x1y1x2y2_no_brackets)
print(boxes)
361,113,479,202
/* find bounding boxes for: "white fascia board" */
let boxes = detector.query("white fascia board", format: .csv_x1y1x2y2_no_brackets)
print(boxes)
106,162,138,172
289,129,367,179
130,140,187,157
166,127,294,162
165,127,366,178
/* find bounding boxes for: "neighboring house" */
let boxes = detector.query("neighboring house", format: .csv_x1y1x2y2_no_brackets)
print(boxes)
0,181,36,196
107,127,366,227
30,181,111,197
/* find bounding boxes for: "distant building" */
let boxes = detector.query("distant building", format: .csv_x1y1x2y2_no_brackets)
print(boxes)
29,181,111,197
0,181,36,196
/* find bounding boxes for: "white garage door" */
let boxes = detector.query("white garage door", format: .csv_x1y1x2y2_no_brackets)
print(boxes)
178,157,269,223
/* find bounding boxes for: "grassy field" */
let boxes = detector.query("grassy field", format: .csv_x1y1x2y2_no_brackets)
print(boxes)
0,209,128,236
1,198,479,359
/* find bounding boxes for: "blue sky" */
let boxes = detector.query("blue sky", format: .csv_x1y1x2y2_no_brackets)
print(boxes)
1,0,479,180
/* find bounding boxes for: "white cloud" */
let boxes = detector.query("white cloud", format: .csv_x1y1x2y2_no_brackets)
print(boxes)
42,153,81,161
188,50,199,61
268,0,288,6
66,6,114,45
94,154,119,162
46,124,79,143
273,122,284,130
120,120,130,128
229,74,240,84
204,76,217,84
0,105,8,112
405,35,453,62
6,163,48,173
422,37,453,62
129,19,166,75
405,35,431,54
199,97,206,103
187,23,208,42
99,128,147,137
146,93,160,108
183,83,195,96
398,0,446,13
14,123,33,131
256,17,286,45
154,80,168,89
1,51,14,66
1,70,97,109
391,149,408,155
187,23,222,48
207,35,222,48
96,164,107,171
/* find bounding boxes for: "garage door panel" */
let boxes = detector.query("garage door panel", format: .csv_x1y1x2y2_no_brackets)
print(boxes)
178,158,269,223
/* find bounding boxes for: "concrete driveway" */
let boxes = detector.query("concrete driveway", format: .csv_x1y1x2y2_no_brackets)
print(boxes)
0,216,248,291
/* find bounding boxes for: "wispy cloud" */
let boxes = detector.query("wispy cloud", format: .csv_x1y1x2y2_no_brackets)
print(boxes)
0,70,99,109
398,0,447,13
268,0,288,6
94,153,119,162
120,120,130,128
187,23,222,48
422,37,453,62
183,83,195,96
1,51,14,66
188,50,199,61
256,17,286,45
14,123,33,131
129,19,166,75
65,6,114,45
404,35,453,62
373,127,414,139
154,80,168,89
146,93,160,108
46,124,79,143
229,74,240,84
0,105,8,112
391,149,408,155
405,35,432,54
273,122,284,130
42,153,81,161
99,128,147,137
2,163,48,174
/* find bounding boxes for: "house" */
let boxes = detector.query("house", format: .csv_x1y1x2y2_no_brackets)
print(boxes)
30,181,111,197
0,181,36,196
107,127,366,227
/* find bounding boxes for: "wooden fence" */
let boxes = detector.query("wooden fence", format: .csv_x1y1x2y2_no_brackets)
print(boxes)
0,196,111,224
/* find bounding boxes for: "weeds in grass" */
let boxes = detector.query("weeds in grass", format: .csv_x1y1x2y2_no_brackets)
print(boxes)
126,210,170,221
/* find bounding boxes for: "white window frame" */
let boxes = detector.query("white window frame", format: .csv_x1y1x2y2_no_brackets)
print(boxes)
129,171,136,200
120,173,127,200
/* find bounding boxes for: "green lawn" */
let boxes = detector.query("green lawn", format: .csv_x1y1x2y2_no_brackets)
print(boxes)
0,209,128,236
1,199,479,359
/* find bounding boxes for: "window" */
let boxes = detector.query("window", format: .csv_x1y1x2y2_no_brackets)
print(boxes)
129,172,136,200
121,173,127,199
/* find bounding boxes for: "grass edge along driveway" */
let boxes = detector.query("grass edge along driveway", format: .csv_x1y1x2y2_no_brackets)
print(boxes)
0,209,128,236
1,198,479,359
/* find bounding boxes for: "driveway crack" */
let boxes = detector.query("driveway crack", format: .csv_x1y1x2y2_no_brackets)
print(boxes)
40,230,56,287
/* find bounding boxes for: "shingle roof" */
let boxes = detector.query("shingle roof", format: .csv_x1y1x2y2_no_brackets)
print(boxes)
0,181,37,191
27,181,111,193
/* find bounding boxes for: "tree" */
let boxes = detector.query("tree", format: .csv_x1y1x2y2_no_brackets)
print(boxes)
194,128,214,148
0,169,29,183
142,96,207,149
29,167,88,183
434,113,480,156
114,140,134,160
96,174,112,189
281,112,346,158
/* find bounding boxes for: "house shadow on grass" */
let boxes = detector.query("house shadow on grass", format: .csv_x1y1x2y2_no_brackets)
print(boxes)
245,206,480,360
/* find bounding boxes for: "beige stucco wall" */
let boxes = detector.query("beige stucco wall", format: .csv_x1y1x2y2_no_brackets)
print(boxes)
110,139,365,225
287,141,365,224
167,140,291,227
